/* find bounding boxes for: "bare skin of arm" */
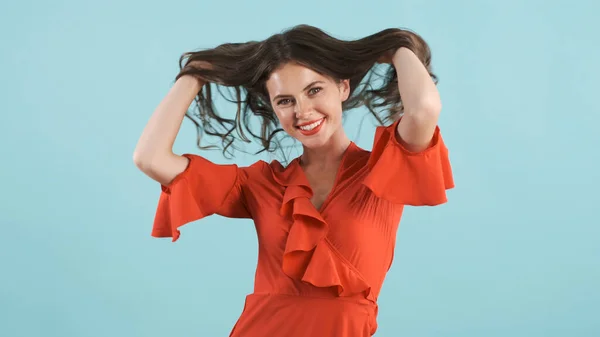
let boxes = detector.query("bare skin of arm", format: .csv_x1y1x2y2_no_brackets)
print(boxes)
392,47,442,152
132,74,204,186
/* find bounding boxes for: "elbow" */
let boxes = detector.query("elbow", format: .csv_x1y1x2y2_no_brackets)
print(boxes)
404,98,442,123
418,96,442,117
133,150,175,172
133,151,152,171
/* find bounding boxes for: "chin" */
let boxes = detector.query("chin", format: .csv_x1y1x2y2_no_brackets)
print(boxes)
297,130,335,149
299,137,329,149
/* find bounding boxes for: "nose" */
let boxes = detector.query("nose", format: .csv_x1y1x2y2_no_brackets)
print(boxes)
294,97,313,119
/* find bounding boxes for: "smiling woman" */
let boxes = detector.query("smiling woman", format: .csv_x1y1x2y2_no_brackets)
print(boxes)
133,24,453,337
266,63,351,152
174,24,439,160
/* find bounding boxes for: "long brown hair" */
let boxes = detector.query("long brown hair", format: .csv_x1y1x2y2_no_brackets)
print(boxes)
175,24,437,160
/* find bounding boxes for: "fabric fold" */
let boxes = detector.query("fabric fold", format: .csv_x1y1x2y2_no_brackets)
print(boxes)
363,118,454,206
151,154,246,241
270,160,374,301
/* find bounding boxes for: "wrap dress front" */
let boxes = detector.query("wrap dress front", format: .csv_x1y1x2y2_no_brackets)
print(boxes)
151,118,454,336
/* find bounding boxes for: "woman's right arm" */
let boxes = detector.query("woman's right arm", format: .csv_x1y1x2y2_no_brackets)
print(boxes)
132,75,204,186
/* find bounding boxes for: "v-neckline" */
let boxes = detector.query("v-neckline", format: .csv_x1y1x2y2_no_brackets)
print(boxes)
296,141,355,214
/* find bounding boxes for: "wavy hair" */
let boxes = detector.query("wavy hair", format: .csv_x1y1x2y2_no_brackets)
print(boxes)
175,24,437,160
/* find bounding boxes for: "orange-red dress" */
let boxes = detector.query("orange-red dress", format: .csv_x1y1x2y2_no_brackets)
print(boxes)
151,119,454,336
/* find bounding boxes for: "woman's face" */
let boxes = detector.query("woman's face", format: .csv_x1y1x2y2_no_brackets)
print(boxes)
266,62,350,149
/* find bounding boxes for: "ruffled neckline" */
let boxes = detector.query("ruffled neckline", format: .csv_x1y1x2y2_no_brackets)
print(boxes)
268,141,375,302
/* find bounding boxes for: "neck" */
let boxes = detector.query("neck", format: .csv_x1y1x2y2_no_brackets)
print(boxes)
299,130,351,168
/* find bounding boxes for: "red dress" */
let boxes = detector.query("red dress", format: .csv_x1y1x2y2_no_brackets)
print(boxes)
151,119,454,336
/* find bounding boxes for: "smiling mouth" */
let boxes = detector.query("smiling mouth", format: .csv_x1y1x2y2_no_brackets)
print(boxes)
296,118,325,131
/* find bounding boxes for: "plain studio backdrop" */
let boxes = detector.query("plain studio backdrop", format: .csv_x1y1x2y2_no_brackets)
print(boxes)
1,0,598,336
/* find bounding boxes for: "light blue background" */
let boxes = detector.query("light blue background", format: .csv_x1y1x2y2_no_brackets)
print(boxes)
1,0,599,336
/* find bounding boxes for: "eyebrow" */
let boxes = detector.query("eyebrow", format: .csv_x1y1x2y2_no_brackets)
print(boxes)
272,80,325,101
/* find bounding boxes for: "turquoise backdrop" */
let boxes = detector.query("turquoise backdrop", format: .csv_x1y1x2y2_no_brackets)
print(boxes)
1,0,598,336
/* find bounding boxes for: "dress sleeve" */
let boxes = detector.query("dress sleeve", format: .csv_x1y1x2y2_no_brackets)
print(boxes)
151,154,251,242
363,118,454,206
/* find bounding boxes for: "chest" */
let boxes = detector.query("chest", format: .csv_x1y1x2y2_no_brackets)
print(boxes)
251,176,404,279
303,167,338,211
247,165,405,260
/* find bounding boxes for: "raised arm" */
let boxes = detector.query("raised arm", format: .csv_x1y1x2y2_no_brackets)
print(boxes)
392,47,442,152
132,74,204,186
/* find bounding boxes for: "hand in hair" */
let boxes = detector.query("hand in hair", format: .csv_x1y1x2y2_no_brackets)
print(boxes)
376,49,397,64
170,25,439,159
184,60,213,85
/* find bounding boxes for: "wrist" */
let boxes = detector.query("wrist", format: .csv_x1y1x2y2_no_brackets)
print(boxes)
392,47,411,59
177,75,204,93
391,47,417,67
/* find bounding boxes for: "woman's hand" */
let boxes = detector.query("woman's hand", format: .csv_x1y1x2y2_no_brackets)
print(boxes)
187,60,213,71
182,60,213,86
376,49,397,64
377,47,413,64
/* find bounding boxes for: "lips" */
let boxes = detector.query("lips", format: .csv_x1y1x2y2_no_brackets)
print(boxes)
296,118,325,128
296,117,325,136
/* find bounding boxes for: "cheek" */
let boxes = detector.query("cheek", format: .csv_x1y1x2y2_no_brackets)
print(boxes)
274,109,295,130
317,97,343,120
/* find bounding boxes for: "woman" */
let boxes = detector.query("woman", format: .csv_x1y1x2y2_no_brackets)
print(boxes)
133,24,454,337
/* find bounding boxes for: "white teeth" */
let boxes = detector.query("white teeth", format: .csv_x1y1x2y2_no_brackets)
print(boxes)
299,119,323,131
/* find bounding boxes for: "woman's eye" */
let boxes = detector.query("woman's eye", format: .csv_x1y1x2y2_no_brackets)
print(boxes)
277,99,292,106
308,87,322,95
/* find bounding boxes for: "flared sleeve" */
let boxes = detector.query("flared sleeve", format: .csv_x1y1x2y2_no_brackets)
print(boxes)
363,118,454,206
151,154,251,241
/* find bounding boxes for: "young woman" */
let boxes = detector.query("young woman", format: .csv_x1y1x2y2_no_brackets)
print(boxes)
133,24,454,337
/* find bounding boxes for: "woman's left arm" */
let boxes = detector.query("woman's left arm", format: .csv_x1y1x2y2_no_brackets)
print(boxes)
392,47,442,152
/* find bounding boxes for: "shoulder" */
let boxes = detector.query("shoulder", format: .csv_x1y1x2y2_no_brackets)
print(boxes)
240,159,270,177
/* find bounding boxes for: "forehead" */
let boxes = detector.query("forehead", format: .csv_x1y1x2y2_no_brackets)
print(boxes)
266,62,329,96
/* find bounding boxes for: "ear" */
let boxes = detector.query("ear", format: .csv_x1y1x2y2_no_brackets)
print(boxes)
338,79,350,102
